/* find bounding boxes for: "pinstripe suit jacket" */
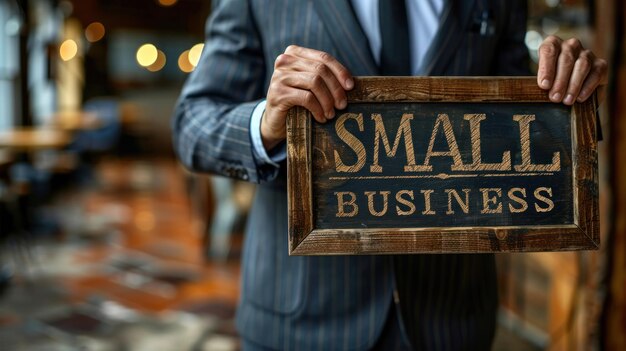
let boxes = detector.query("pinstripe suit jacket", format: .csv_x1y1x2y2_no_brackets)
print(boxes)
172,0,530,349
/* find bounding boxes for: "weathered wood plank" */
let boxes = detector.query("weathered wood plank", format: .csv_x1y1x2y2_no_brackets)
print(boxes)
286,107,313,252
292,226,594,255
347,76,550,102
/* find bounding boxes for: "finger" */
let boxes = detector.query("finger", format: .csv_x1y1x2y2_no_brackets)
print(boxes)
537,36,562,90
275,53,348,110
549,38,583,102
577,59,609,102
281,87,327,123
286,58,348,110
276,54,346,110
563,51,593,105
284,45,354,90
279,71,336,118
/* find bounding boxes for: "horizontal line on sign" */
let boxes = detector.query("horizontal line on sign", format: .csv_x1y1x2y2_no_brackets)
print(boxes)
327,172,555,180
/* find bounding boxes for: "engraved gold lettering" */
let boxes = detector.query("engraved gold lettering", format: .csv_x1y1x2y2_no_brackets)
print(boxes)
445,189,471,214
423,114,465,170
365,191,390,216
534,187,554,212
371,114,426,173
480,188,503,214
420,189,436,215
395,190,416,216
335,191,358,217
507,187,528,213
334,113,366,172
513,115,561,172
453,114,511,171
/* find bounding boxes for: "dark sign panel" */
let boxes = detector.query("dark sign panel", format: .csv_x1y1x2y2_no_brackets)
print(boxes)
287,77,599,255
313,102,573,228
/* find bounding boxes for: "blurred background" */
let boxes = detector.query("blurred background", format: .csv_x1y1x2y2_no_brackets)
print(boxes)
0,0,624,350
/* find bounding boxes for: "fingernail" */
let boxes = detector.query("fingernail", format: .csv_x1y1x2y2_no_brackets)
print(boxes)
564,94,574,105
345,78,354,89
551,92,562,102
326,110,335,119
338,99,347,109
541,79,551,89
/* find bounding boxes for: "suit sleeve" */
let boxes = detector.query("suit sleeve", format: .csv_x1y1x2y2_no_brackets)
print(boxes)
172,0,278,183
493,0,531,75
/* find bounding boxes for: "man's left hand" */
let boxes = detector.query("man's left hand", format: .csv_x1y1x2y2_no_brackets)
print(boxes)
537,35,608,105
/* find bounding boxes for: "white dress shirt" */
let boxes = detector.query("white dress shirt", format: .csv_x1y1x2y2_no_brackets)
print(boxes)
250,0,444,166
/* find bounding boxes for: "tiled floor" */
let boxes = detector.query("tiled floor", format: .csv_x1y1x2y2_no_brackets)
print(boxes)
0,157,242,351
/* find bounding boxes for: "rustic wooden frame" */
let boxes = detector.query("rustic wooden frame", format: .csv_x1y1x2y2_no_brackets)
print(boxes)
287,77,599,255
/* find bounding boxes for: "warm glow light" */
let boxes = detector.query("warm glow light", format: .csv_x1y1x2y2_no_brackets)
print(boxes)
59,39,78,61
157,0,178,6
147,50,166,72
85,22,105,42
136,44,158,67
188,43,204,67
134,211,155,231
178,50,194,73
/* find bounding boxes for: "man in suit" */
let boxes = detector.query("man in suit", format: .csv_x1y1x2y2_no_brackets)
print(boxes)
172,0,607,349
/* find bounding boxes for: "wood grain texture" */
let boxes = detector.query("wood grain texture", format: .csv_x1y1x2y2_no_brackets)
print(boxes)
286,77,600,255
346,76,550,102
287,107,313,252
572,94,600,248
312,102,574,229
291,226,594,255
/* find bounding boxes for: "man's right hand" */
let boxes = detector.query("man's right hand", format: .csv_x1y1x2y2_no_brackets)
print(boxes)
261,45,354,151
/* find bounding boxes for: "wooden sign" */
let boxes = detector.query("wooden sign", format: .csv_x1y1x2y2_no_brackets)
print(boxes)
287,77,599,255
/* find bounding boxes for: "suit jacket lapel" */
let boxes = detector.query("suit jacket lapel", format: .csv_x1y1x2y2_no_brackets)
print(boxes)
422,0,477,75
312,0,378,76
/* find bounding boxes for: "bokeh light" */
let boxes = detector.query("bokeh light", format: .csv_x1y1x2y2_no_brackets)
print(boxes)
157,0,178,6
524,30,543,51
541,18,560,35
136,44,158,67
59,39,78,61
188,43,205,67
85,22,106,42
178,50,194,73
545,0,559,8
147,50,167,72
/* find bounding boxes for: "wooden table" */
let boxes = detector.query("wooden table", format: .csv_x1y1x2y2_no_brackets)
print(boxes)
0,128,72,151
50,111,103,132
